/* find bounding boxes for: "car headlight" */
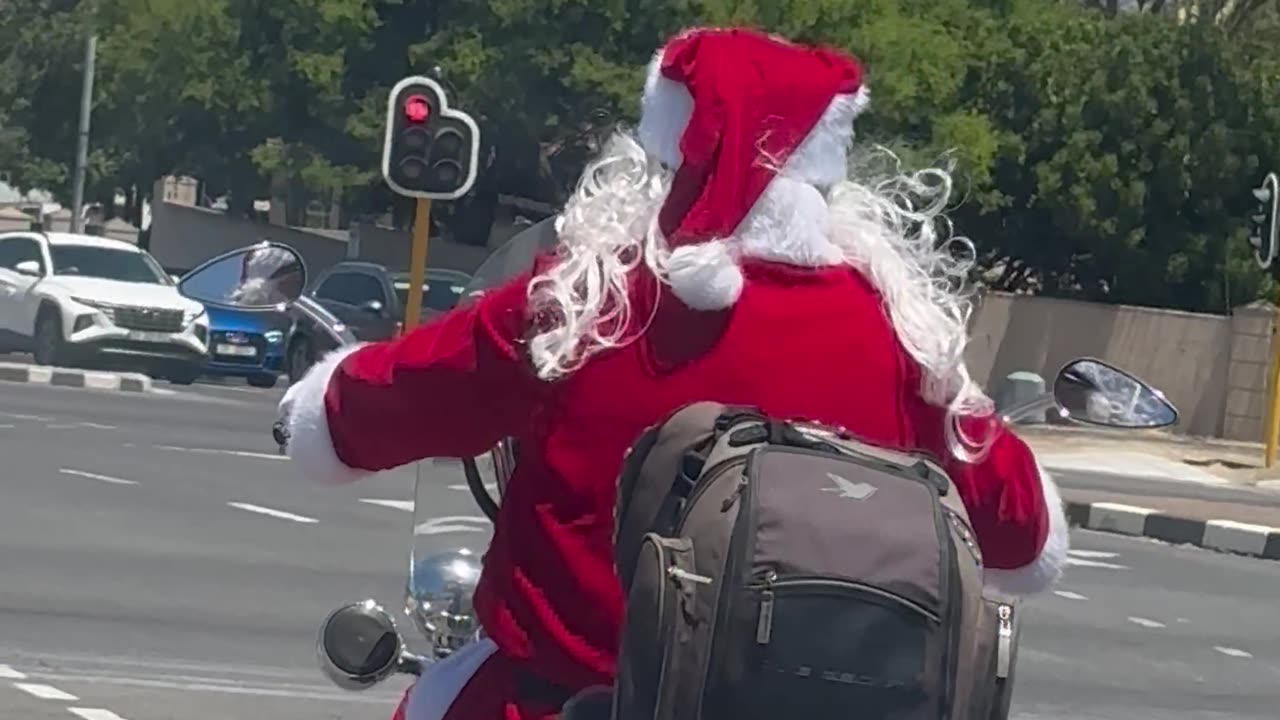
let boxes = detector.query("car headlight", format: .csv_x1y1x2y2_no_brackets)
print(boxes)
264,330,285,345
70,297,114,320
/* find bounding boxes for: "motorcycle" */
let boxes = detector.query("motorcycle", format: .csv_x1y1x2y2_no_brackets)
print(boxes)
176,228,1179,720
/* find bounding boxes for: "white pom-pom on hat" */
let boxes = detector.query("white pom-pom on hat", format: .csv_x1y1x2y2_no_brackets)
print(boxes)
666,240,744,310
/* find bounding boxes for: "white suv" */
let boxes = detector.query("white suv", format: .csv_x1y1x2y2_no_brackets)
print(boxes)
0,231,209,384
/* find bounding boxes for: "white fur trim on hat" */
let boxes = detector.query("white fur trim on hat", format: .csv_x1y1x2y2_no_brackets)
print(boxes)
666,240,743,310
281,343,374,486
982,463,1071,597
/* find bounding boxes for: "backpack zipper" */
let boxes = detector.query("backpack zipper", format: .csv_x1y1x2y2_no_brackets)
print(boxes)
750,574,941,646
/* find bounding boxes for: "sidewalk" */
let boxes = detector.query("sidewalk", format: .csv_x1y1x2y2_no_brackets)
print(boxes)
1063,489,1280,560
1015,424,1280,559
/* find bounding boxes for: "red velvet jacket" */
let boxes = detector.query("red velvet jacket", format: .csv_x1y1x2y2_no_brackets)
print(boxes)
286,259,1068,712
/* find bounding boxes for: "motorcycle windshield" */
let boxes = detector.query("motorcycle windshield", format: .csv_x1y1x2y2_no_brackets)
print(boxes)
407,215,559,637
460,216,560,298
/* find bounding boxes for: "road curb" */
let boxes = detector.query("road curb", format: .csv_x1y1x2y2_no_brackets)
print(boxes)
0,362,152,393
1065,500,1280,560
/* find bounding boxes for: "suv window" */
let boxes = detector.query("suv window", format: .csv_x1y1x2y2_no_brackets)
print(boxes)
0,236,45,273
315,271,387,307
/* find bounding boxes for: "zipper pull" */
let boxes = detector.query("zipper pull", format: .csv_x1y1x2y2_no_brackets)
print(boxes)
996,603,1014,679
721,477,748,512
667,566,713,586
756,572,777,645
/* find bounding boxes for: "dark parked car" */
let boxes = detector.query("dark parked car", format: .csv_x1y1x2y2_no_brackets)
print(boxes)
283,261,471,383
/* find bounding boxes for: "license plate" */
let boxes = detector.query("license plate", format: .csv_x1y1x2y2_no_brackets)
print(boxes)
128,331,172,343
216,344,258,357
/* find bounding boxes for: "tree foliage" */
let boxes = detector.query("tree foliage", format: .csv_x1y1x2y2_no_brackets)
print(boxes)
2,0,1279,311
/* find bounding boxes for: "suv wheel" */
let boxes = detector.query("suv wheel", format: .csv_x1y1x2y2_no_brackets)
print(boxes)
33,310,66,367
248,373,278,389
166,366,199,386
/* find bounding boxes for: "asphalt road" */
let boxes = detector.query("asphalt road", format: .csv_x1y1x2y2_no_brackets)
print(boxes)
1,380,1278,720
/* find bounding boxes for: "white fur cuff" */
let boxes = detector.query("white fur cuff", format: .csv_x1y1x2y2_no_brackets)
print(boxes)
282,343,373,486
982,463,1070,597
666,240,743,310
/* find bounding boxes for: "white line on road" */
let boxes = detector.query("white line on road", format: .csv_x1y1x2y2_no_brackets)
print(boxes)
359,498,415,512
70,709,129,720
25,671,390,704
1214,646,1254,658
1066,550,1120,559
46,424,77,429
1053,590,1089,601
59,469,137,486
227,502,318,524
0,424,14,429
414,516,490,535
1064,557,1128,569
78,422,117,430
0,664,27,679
1127,616,1166,629
448,483,498,494
158,445,285,461
13,682,79,700
0,413,51,421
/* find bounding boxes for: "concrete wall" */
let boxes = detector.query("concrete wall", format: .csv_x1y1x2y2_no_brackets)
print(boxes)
965,291,1272,441
147,200,541,276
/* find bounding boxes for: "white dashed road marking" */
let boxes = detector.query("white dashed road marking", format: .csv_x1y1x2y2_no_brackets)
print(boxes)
1053,590,1089,601
359,498,415,512
1214,646,1254,658
448,483,498,494
0,664,26,679
1066,550,1120,559
1064,557,1128,569
227,502,318,524
158,445,285,461
1127,617,1166,629
70,709,130,720
59,469,137,486
414,516,490,535
13,682,79,700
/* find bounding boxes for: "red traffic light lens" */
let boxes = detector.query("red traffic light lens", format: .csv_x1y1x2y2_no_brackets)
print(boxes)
403,95,430,124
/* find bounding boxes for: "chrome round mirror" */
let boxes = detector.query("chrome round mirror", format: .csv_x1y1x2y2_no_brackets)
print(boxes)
317,600,402,691
1053,358,1178,429
406,549,482,659
178,242,306,309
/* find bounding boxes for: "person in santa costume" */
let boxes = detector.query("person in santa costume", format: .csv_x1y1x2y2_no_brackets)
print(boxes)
279,26,1069,720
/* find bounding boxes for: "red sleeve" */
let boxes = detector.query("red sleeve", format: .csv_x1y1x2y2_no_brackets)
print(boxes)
902,354,1069,595
283,273,547,483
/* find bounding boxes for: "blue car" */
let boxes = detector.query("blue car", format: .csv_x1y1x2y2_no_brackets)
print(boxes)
202,304,289,388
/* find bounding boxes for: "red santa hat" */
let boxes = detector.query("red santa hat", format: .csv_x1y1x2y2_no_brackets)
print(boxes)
636,28,870,310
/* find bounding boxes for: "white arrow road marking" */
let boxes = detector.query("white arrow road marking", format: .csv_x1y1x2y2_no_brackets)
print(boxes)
227,502,318,524
1127,617,1166,629
0,664,26,679
1214,646,1253,658
60,469,137,486
359,498,415,512
13,682,79,700
414,516,490,536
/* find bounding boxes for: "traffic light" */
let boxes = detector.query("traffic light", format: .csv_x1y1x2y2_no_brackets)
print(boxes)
1249,172,1279,270
381,76,480,200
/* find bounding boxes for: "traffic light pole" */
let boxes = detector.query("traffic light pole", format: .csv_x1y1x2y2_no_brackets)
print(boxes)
402,198,432,332
1250,172,1280,467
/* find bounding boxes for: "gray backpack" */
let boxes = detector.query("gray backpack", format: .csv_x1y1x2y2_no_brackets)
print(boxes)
607,403,1017,720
